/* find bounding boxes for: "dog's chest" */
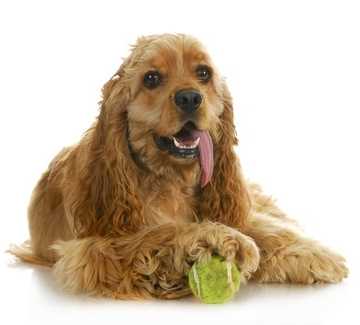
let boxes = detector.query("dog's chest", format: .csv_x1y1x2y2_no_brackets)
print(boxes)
139,176,199,225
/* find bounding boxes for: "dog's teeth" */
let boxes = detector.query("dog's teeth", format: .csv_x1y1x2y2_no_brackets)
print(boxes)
192,137,200,148
186,138,200,149
173,137,200,149
173,137,186,148
173,137,183,148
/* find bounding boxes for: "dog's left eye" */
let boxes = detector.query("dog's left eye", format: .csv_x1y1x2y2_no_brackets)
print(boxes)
143,71,162,89
196,65,212,83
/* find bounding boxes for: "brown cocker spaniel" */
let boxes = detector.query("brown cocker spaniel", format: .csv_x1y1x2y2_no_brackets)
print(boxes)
10,34,348,300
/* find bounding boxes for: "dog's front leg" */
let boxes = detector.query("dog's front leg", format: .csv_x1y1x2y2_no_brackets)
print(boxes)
52,221,260,299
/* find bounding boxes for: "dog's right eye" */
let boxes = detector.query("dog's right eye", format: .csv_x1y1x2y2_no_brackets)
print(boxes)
143,71,162,89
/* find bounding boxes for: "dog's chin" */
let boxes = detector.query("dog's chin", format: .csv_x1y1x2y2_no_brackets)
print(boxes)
153,122,201,160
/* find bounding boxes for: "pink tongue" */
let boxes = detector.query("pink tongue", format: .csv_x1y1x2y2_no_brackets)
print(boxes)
192,130,214,187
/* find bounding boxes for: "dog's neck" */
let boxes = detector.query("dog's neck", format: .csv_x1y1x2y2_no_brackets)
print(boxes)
126,124,150,172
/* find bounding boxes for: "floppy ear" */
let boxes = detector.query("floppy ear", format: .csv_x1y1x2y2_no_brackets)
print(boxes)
198,83,250,229
70,59,144,237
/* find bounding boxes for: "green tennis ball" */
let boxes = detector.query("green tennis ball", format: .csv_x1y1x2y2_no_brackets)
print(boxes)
188,256,241,304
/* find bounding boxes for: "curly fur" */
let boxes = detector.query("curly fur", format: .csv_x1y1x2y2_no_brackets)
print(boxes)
9,34,348,299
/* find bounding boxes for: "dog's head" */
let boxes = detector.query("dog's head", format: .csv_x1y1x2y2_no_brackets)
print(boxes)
101,34,231,187
80,34,249,236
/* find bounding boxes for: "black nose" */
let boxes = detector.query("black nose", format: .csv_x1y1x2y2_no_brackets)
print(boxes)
174,89,202,113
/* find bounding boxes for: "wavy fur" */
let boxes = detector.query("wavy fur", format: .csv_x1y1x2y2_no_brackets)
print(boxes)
9,34,348,299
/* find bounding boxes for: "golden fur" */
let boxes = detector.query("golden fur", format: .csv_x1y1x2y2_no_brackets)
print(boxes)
9,34,348,299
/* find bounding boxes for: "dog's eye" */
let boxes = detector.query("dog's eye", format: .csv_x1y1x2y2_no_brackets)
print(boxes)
143,71,162,89
196,65,212,83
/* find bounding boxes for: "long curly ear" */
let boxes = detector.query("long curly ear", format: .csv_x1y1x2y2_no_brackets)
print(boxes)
198,83,250,229
69,57,144,237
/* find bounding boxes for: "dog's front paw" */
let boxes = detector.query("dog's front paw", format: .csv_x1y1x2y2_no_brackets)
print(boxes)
217,224,261,278
180,222,260,278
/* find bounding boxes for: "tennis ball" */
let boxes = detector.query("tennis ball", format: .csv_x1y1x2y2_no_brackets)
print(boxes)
188,256,241,304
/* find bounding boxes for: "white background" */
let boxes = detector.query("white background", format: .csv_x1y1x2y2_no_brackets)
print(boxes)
0,1,359,324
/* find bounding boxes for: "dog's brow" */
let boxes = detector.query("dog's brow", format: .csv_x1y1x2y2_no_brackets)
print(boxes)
194,52,206,61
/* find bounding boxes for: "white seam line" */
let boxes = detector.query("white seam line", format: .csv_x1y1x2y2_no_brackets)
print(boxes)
193,266,201,297
226,262,234,293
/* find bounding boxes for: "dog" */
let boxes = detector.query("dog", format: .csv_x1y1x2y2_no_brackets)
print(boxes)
9,34,348,299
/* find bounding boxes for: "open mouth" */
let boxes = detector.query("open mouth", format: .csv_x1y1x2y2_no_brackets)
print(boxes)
154,122,200,159
154,121,214,187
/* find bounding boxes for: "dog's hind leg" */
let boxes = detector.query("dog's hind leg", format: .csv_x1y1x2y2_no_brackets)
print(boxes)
245,185,348,284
